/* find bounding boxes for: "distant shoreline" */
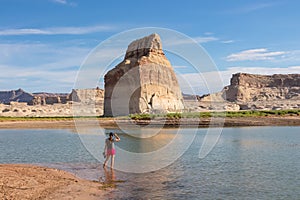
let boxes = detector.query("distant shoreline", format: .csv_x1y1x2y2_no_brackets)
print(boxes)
0,115,299,129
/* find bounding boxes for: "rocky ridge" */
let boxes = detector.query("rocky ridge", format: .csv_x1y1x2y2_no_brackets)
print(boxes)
198,73,300,111
0,89,33,104
0,88,104,117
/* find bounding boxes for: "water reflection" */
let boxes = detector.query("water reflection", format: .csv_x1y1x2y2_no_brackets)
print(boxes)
76,127,196,173
114,129,176,153
100,168,117,188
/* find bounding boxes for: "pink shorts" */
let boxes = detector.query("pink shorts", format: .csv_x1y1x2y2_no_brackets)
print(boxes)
107,149,116,156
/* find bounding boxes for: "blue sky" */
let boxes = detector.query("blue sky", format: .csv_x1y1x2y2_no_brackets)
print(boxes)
0,0,300,94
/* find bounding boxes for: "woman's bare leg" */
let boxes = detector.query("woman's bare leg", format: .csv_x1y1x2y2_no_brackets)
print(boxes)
103,155,110,168
110,155,115,169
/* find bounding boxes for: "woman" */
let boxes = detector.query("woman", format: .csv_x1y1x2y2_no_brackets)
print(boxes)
103,132,120,169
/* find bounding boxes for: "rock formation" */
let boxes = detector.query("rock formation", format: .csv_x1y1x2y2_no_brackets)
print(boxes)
0,89,34,104
30,93,68,105
0,89,71,106
69,88,104,116
104,33,184,116
198,73,300,110
69,88,104,105
223,73,300,102
0,88,104,117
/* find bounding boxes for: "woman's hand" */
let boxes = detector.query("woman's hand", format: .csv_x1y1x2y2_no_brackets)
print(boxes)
114,133,120,142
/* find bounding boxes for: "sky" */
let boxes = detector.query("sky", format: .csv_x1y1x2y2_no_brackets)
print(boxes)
0,0,300,94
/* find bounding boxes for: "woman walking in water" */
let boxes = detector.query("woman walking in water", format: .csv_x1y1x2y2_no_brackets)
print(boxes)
103,132,120,169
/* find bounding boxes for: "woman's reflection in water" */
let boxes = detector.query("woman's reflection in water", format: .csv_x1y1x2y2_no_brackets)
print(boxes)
100,167,117,188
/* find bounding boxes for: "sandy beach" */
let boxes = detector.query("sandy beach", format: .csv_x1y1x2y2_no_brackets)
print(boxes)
0,164,108,200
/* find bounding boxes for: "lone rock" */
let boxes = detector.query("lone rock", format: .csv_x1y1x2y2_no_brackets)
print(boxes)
104,33,184,116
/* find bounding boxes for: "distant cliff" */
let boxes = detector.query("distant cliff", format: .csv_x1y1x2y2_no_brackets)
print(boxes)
199,73,300,110
0,88,104,117
69,88,104,105
0,89,34,104
223,73,300,102
30,93,69,105
0,88,105,106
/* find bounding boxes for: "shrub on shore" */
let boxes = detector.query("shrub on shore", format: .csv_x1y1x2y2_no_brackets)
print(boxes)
0,109,298,121
128,109,300,120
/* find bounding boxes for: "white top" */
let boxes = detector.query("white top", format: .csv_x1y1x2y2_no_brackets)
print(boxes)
126,33,162,53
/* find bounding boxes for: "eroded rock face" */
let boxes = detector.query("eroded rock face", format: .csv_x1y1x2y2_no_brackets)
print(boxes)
0,89,34,104
197,73,300,111
30,93,68,105
69,88,104,105
0,88,104,116
104,33,184,116
69,88,104,116
223,73,300,102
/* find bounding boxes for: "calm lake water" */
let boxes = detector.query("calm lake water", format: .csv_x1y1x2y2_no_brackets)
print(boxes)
0,126,299,199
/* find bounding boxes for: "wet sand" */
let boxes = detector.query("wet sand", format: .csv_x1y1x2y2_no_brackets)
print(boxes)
0,164,109,200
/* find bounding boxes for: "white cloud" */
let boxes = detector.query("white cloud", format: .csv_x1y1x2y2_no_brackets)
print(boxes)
221,40,234,44
0,42,88,92
226,66,300,75
52,0,67,4
164,34,234,46
177,71,228,95
273,50,300,63
177,66,300,95
0,42,90,68
0,64,78,92
164,35,219,46
224,2,282,14
173,65,188,69
204,32,214,36
193,36,219,44
0,41,126,92
226,48,286,61
0,25,114,36
238,3,278,13
50,0,77,6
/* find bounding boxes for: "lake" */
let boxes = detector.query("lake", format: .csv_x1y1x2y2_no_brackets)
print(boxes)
0,126,299,199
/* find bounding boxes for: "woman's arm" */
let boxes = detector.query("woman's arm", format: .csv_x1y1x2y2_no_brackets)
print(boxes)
103,139,107,153
114,133,120,142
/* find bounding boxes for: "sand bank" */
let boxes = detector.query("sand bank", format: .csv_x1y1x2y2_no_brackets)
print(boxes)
0,164,108,200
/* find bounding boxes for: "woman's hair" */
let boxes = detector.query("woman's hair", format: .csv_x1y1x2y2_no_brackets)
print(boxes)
109,132,114,140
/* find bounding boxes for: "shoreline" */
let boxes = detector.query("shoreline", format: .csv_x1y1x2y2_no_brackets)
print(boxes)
0,164,108,200
0,116,299,129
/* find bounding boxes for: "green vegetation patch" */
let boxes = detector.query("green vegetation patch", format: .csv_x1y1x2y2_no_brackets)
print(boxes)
129,109,300,120
0,109,298,122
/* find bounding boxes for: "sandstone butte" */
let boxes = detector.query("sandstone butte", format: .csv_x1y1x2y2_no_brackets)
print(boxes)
103,33,184,116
